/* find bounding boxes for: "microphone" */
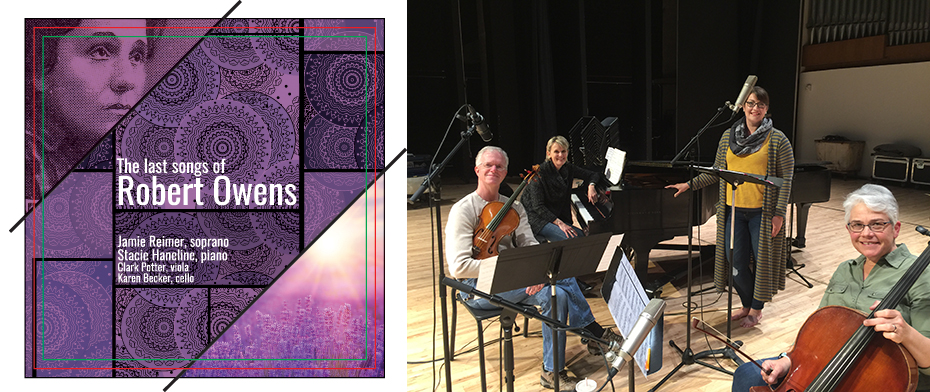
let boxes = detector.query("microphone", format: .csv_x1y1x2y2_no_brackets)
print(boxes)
605,298,666,376
917,226,930,237
467,104,493,142
728,75,758,112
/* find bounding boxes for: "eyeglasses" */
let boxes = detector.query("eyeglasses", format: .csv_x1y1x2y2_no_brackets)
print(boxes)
847,221,892,233
745,101,767,109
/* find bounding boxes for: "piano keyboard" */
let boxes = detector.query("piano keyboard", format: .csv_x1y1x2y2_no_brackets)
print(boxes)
571,193,595,223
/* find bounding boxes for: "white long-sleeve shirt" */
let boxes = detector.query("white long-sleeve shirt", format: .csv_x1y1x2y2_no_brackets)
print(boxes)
444,191,539,279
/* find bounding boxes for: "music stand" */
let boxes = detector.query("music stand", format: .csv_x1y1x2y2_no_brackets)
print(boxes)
693,166,783,335
475,232,614,392
650,166,782,391
648,103,738,391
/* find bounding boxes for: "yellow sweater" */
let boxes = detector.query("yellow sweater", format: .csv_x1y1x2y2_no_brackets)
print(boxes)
725,133,770,208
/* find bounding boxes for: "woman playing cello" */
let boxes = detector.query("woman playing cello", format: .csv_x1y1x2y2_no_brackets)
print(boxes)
732,184,930,392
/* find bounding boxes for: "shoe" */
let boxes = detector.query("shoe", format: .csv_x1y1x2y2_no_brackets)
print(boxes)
586,327,623,356
540,368,581,392
576,277,593,292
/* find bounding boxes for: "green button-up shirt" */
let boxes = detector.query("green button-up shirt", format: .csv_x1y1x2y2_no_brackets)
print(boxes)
820,244,930,389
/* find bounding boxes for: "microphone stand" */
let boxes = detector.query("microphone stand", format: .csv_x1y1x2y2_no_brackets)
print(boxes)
649,103,741,392
409,122,480,392
546,247,563,392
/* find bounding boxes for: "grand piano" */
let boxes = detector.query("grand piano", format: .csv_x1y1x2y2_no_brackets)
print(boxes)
571,161,717,288
572,160,832,292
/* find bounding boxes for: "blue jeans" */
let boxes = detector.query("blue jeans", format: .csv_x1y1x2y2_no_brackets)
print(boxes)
460,277,596,372
724,207,764,310
731,357,780,392
535,222,584,243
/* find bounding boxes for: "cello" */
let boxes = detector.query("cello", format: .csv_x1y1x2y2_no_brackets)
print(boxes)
747,243,930,392
472,165,538,259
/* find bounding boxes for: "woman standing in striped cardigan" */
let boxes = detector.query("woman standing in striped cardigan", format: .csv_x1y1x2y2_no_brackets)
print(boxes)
666,86,794,328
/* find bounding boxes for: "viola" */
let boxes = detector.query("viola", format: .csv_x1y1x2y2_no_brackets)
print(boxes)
471,165,538,260
747,244,930,392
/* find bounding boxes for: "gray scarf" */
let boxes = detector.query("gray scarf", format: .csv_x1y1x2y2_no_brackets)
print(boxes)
730,117,773,156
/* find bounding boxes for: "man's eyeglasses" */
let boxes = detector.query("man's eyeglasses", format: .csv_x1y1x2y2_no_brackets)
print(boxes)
745,101,767,109
847,221,892,233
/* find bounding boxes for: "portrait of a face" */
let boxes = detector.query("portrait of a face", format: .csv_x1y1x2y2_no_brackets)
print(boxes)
25,18,152,202
44,19,148,138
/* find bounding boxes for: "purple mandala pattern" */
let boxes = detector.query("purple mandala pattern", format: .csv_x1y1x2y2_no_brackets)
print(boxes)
69,173,112,253
304,116,358,169
218,64,282,98
175,289,209,359
251,212,300,257
216,243,283,280
217,18,250,34
121,293,186,368
134,288,189,308
197,212,262,250
356,107,385,170
253,34,298,76
209,288,261,340
249,19,300,76
250,18,300,34
285,95,302,132
305,53,377,128
225,91,297,166
136,47,220,127
37,271,111,361
176,99,271,196
39,177,82,251
42,259,105,276
118,112,184,188
303,173,367,245
216,271,273,286
304,19,385,51
202,22,262,70
76,133,113,170
114,211,157,238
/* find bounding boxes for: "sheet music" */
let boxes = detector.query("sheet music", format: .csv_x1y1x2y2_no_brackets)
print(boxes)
606,251,658,378
596,234,625,272
475,255,498,294
605,147,626,185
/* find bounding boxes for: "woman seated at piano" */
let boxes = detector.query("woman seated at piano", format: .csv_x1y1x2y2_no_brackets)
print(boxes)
522,135,602,243
666,86,794,328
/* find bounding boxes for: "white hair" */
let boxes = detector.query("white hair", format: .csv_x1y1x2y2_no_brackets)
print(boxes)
475,146,509,169
843,183,898,223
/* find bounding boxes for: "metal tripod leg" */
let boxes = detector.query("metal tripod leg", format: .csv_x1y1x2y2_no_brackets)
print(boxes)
787,256,813,288
648,339,737,392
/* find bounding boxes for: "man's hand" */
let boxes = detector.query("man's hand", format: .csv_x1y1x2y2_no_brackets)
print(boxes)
525,283,545,296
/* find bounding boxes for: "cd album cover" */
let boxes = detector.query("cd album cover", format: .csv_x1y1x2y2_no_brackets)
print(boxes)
18,5,389,389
